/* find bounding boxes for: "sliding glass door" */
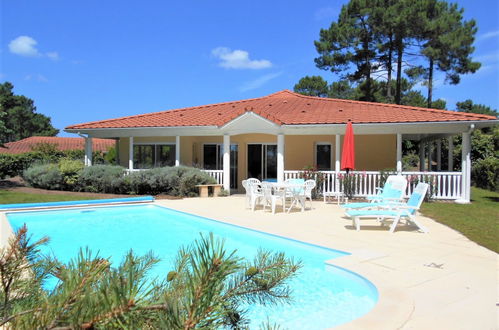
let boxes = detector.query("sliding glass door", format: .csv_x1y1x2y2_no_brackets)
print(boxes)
247,144,277,181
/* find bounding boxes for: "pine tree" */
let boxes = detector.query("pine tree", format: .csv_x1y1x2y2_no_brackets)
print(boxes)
1,229,301,329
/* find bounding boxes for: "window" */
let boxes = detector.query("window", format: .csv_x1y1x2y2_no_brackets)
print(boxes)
133,144,176,169
316,143,332,170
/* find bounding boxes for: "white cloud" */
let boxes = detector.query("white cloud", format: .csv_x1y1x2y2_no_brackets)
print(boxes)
8,36,60,60
46,51,59,61
9,36,41,57
24,74,49,82
211,47,272,69
477,30,499,41
240,72,282,92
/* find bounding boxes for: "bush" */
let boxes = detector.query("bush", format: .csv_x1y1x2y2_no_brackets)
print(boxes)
23,164,63,190
126,166,217,196
0,150,108,179
78,165,126,193
58,158,84,187
472,157,499,192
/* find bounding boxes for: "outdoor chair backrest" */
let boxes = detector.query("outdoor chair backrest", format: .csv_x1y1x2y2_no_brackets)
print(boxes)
261,182,274,199
382,175,408,199
406,182,429,214
246,178,262,194
304,180,316,196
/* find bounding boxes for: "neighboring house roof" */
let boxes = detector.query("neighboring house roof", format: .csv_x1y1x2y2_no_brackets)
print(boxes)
66,90,497,130
0,136,115,154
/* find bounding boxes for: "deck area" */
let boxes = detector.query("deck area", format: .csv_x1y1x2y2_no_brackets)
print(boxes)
156,195,498,330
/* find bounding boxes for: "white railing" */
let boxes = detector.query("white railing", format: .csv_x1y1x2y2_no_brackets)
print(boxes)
201,169,224,185
284,170,463,200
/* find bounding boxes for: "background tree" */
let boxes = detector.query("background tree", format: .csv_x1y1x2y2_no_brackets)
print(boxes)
315,0,380,101
416,0,480,107
456,99,498,117
293,76,329,97
0,82,58,144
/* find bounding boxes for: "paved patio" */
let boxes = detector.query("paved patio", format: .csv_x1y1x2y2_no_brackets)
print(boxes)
155,195,498,330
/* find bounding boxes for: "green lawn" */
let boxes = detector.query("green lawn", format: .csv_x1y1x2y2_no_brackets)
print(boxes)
421,187,499,253
0,190,107,204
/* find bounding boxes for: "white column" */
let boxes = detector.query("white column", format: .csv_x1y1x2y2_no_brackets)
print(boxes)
335,134,341,172
223,134,230,192
460,132,471,203
436,139,442,171
277,134,284,183
419,142,425,171
128,137,134,170
427,142,432,171
84,137,93,166
175,136,180,166
396,133,402,173
447,136,454,171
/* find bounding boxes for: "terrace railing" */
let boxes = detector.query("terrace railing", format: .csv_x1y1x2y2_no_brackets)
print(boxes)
201,169,224,185
283,170,463,200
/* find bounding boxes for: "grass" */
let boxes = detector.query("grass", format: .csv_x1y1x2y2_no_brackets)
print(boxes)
421,187,499,253
0,190,108,204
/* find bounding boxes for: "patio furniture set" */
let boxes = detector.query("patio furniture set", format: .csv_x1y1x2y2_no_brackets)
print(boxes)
242,178,316,214
243,174,429,233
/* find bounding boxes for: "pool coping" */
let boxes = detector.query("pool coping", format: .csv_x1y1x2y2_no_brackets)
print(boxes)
0,202,410,329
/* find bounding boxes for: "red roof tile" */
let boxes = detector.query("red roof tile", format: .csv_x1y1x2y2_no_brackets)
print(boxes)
0,136,115,154
66,90,497,129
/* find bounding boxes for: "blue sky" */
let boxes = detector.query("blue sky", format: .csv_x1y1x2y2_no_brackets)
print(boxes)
2,0,498,136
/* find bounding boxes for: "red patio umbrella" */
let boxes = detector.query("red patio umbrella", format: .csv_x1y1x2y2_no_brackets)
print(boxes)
341,120,355,172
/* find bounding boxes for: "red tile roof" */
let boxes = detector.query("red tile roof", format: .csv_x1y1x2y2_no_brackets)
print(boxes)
0,136,115,154
66,90,497,129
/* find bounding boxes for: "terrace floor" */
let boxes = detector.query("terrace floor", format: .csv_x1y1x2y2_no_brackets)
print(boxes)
156,195,498,330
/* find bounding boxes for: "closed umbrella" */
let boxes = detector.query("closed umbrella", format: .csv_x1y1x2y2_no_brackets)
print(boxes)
341,120,355,172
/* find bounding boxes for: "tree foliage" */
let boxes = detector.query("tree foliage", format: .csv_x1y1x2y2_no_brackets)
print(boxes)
1,229,301,329
312,0,480,106
293,76,329,97
456,99,498,117
0,82,58,144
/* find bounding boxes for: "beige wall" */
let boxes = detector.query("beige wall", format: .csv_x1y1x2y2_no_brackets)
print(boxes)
117,133,397,185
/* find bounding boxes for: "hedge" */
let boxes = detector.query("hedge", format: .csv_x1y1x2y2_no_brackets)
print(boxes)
22,164,217,197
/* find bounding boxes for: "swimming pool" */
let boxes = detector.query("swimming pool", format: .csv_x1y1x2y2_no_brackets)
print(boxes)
6,204,377,329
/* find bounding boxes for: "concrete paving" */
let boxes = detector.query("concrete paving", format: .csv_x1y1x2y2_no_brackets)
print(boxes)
155,195,499,330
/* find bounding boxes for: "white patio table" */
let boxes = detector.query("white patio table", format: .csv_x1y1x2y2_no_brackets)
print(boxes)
268,182,307,213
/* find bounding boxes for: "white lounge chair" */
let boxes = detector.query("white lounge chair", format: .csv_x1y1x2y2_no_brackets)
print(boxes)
342,175,408,210
345,183,429,233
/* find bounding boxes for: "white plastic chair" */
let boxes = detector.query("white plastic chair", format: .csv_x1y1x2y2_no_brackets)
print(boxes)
303,180,316,209
261,182,286,214
246,179,263,211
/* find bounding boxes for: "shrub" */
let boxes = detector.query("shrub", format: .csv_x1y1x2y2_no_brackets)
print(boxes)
22,164,63,190
472,157,499,192
78,165,126,193
58,158,84,187
0,150,108,179
126,166,216,196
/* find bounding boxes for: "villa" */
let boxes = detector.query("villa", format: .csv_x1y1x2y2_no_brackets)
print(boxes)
65,90,497,203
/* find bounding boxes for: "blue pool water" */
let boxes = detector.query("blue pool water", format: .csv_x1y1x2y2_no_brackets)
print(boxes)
7,204,377,329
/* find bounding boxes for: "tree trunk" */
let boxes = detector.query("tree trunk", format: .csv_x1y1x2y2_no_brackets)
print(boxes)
364,37,372,101
387,35,393,100
427,58,433,108
395,39,403,104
